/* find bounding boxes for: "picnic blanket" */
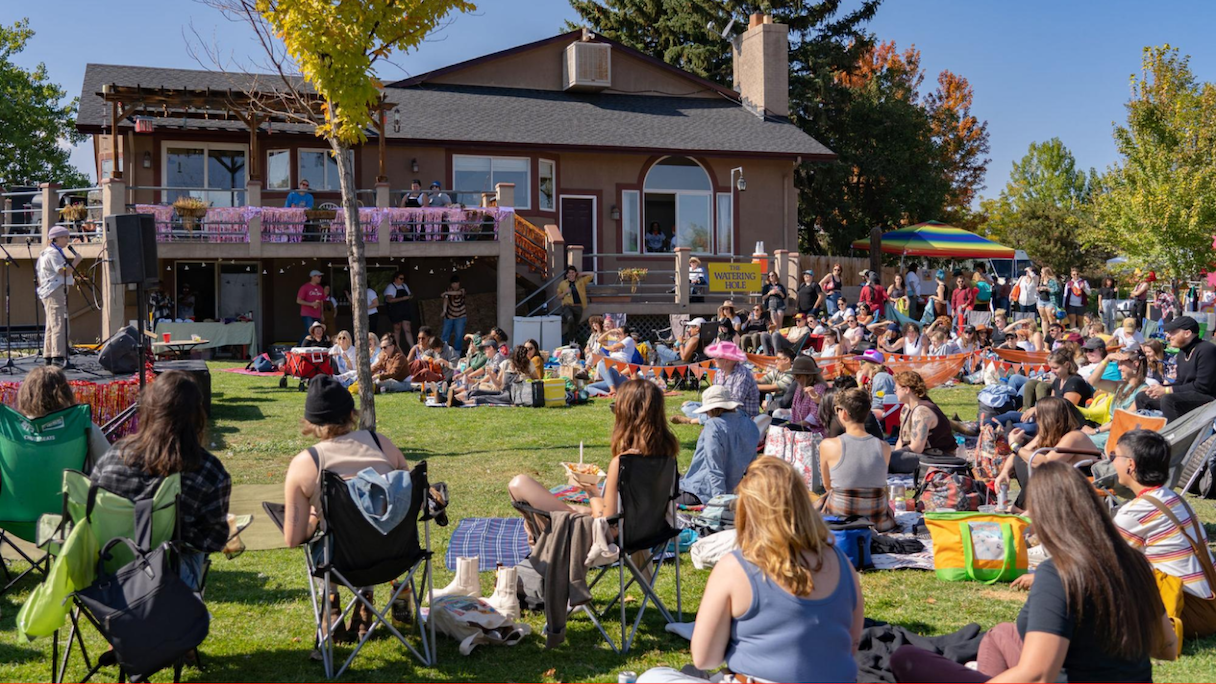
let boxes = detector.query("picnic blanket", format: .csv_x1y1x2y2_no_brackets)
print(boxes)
856,618,984,683
221,367,283,377
445,517,530,572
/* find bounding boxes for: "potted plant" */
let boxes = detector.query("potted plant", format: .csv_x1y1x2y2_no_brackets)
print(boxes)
617,267,649,294
58,203,89,223
172,196,210,234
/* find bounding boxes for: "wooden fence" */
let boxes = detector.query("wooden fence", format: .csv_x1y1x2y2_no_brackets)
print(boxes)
798,255,899,286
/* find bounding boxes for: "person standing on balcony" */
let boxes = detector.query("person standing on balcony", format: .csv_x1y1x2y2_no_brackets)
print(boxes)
439,275,468,355
689,256,707,303
645,222,668,252
427,181,451,208
383,271,415,350
557,265,593,345
284,179,314,209
36,225,81,366
297,270,326,336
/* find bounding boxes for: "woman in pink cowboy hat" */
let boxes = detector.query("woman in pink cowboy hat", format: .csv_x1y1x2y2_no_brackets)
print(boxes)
674,340,760,424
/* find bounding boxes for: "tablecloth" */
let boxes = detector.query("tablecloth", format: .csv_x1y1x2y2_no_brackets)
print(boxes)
153,321,258,356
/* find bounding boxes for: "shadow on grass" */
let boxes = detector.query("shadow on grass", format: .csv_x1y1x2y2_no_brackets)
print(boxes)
452,443,609,457
207,569,308,604
213,395,281,405
0,640,41,666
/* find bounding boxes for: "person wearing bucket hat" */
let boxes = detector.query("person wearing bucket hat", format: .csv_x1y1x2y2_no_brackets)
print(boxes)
780,355,827,430
1135,316,1216,421
674,340,759,423
36,224,83,365
679,385,760,504
854,349,896,424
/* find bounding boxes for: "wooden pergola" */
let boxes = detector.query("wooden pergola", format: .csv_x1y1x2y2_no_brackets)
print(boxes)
98,83,397,183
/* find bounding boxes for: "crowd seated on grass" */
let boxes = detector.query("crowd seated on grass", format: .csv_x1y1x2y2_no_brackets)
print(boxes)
1083,347,1151,451
640,457,862,684
756,348,796,409
328,330,356,374
15,365,109,464
739,304,769,354
674,341,759,423
370,333,411,393
818,378,885,440
455,344,538,406
990,348,1094,437
780,355,827,431
91,370,231,591
1134,316,1216,421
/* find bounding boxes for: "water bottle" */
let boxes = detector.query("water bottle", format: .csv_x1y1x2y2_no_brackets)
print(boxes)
997,483,1009,511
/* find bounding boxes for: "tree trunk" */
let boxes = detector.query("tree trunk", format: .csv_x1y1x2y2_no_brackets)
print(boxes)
332,138,376,429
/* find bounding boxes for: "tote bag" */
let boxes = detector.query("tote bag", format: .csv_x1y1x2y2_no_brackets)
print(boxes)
924,511,1031,584
763,425,823,494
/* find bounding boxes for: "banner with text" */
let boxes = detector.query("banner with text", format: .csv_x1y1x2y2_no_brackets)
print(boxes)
707,262,762,294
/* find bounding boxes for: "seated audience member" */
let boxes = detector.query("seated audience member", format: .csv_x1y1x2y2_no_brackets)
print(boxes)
92,371,230,591
994,396,1098,510
407,337,453,384
582,315,606,361
509,379,679,519
761,312,811,355
838,314,866,353
16,365,109,464
406,325,434,363
282,375,412,639
876,323,903,354
780,355,828,432
367,332,382,366
1112,430,1216,637
818,379,885,440
591,325,641,394
990,348,1094,437
1084,348,1150,451
816,328,842,359
901,323,924,356
524,338,545,377
891,461,1175,682
757,348,796,408
655,317,705,365
739,305,770,354
370,334,411,393
328,330,356,375
300,321,331,348
459,345,538,405
926,330,958,356
1113,316,1146,350
674,341,760,423
854,349,895,425
714,301,741,343
828,295,854,325
817,388,896,532
1135,316,1216,421
889,371,960,475
639,457,862,684
1078,337,1108,378
679,386,761,505
452,337,499,386
1143,339,1167,384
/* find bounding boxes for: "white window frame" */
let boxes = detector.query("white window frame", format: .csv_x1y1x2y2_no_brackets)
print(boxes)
297,148,352,192
621,189,641,254
265,149,292,190
538,158,556,212
161,141,248,206
452,154,532,210
642,156,718,255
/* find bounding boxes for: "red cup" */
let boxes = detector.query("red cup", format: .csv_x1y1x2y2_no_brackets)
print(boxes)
162,333,171,343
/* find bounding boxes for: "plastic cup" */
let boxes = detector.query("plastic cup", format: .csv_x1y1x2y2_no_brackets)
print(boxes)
163,333,171,343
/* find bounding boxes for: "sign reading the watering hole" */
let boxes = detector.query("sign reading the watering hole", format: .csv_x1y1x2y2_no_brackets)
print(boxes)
707,262,762,293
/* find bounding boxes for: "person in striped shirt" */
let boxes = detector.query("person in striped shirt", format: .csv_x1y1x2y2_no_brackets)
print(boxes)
1113,429,1216,637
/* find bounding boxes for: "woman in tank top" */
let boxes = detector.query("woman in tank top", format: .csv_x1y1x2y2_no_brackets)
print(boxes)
817,387,896,532
889,370,961,475
638,457,862,684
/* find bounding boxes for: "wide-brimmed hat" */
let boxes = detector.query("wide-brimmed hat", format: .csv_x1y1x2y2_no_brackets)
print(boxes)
719,300,736,311
705,340,746,362
310,321,326,332
693,385,740,413
854,349,885,365
790,355,823,380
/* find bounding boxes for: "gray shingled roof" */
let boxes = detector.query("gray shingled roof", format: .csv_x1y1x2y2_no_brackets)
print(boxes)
79,64,833,158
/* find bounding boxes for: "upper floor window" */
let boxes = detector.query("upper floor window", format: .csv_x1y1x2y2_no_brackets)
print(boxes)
299,148,352,191
642,156,714,254
453,155,531,210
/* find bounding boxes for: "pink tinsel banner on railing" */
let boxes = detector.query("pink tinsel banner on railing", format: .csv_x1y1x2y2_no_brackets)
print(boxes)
260,207,379,243
133,204,254,243
386,207,504,242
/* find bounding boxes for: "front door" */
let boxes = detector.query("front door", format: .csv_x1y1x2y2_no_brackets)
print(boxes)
560,196,596,275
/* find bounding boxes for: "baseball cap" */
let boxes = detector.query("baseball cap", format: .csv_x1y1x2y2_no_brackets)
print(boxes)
309,269,323,277
1163,316,1200,334
803,269,814,276
430,181,441,188
1082,337,1106,351
687,317,706,328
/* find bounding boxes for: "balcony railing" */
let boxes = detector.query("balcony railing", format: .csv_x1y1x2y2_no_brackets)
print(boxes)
132,205,253,243
0,189,40,243
515,214,546,274
387,207,502,243
260,207,377,243
56,187,104,243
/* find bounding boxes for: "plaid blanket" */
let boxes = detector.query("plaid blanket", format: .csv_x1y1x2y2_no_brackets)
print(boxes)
819,488,897,532
444,517,530,572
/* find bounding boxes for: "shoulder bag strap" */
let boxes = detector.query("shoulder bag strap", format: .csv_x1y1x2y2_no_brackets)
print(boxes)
133,497,154,550
368,430,383,452
1144,495,1216,584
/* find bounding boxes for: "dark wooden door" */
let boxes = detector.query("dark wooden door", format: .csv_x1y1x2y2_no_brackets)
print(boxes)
560,197,595,274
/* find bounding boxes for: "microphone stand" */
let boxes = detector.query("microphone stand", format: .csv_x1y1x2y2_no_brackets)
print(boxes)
26,238,41,359
59,244,86,371
0,242,16,373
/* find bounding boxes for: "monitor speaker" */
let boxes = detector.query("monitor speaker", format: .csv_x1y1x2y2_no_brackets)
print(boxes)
105,214,159,285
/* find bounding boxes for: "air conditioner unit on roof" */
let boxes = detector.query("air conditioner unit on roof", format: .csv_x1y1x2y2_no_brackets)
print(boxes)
564,42,611,92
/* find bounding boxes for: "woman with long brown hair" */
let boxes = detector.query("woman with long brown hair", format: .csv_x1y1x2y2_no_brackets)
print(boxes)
1084,347,1150,451
639,457,863,683
891,461,1174,682
508,379,679,519
90,371,230,590
1142,338,1167,384
14,365,109,465
993,396,1096,510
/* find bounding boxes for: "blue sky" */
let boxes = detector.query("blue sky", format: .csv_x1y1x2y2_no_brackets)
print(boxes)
10,0,1216,202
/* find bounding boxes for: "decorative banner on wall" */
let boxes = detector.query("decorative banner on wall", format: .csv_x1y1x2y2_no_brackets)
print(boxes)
707,262,762,294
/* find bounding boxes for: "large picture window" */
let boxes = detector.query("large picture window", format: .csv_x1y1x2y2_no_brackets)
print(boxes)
298,148,352,191
266,149,291,190
453,155,531,210
641,156,716,254
163,142,247,207
538,158,555,211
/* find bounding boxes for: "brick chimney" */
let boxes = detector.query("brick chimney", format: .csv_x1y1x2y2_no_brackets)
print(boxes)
732,13,789,119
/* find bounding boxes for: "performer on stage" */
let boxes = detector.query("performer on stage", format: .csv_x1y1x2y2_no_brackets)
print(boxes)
36,225,82,366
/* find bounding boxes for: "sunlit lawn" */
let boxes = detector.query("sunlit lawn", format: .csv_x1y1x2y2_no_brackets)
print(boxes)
1,368,1213,681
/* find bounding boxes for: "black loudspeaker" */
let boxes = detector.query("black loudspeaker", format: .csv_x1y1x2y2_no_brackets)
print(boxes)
106,214,158,285
98,325,141,374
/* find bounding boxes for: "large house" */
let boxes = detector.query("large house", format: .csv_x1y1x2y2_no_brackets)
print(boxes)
15,13,833,351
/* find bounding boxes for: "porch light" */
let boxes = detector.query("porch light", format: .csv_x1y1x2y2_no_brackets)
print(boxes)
610,205,621,221
393,110,400,133
142,151,152,169
411,158,419,173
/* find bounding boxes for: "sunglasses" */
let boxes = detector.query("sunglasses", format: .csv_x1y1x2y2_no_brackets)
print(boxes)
525,345,536,351
381,343,394,349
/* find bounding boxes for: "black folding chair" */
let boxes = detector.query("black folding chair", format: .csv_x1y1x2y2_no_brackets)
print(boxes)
513,455,683,653
269,460,435,678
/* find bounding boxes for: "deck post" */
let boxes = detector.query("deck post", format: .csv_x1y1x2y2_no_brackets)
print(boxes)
247,180,263,257
100,177,127,340
496,183,517,344
39,183,60,243
674,247,690,309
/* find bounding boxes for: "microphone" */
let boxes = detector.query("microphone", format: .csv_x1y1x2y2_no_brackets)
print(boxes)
67,245,80,258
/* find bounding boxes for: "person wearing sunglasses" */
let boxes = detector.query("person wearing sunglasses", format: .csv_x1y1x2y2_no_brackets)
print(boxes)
819,264,844,315
370,334,410,393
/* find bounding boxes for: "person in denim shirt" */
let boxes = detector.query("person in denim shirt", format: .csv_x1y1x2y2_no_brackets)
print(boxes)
680,386,760,504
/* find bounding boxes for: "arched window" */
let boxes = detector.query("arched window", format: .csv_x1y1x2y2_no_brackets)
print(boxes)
642,157,714,253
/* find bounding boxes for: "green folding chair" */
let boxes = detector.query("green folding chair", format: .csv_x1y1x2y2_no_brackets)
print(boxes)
46,470,183,683
0,404,92,595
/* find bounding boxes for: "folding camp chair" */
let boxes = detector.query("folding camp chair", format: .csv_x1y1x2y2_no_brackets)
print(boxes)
1025,446,1121,510
0,404,93,596
269,460,435,678
45,470,184,683
1104,409,1168,459
513,455,682,654
1163,401,1216,488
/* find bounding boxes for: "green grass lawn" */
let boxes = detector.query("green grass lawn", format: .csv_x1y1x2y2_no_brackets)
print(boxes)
2,366,1215,681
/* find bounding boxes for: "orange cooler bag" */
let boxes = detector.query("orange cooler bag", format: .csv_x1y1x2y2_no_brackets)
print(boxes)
924,511,1031,584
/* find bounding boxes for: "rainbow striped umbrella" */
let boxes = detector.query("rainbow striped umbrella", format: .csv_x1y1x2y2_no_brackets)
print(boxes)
850,221,1015,258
